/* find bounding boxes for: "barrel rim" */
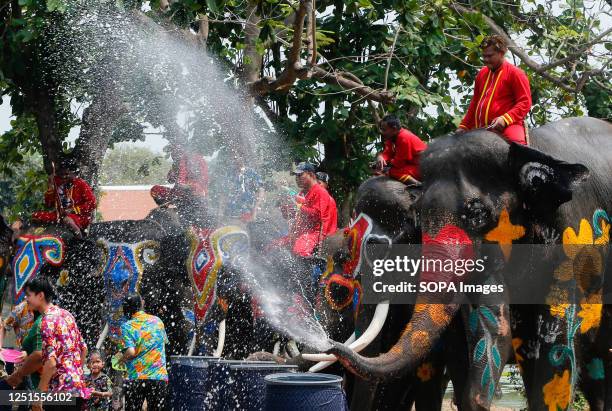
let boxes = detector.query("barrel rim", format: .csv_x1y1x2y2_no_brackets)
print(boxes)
264,372,343,386
229,364,298,370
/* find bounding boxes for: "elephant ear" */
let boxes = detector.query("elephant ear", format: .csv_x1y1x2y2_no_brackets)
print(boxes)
508,143,589,214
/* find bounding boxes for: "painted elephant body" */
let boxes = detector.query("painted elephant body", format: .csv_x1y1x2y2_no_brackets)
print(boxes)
332,117,612,410
1,223,107,345
152,223,254,358
315,176,447,411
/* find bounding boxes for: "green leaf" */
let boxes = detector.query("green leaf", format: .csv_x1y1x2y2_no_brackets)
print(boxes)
46,0,67,12
206,0,221,14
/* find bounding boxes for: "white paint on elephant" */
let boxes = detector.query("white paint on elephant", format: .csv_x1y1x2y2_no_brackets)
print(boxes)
544,322,562,344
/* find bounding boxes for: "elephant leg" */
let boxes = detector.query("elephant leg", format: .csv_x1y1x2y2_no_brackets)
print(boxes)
444,313,470,410
412,347,447,411
603,304,612,409
577,337,605,411
512,305,579,411
456,304,512,410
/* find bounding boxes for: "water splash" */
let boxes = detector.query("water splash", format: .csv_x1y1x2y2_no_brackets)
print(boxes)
41,1,331,353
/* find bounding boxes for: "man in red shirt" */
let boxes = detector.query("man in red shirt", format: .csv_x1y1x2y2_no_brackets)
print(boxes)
29,159,96,238
151,143,208,204
456,35,532,145
290,163,338,258
150,143,208,220
376,115,427,184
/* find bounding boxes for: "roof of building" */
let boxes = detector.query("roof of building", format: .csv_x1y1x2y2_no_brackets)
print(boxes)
97,185,170,221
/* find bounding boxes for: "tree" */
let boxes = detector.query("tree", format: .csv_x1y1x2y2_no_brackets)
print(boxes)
0,0,610,224
99,146,171,185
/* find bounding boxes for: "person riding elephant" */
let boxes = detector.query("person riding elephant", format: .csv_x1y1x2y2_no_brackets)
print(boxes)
12,158,96,240
329,117,612,410
150,143,209,227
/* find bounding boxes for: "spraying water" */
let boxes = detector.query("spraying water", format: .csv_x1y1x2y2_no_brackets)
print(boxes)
44,1,332,353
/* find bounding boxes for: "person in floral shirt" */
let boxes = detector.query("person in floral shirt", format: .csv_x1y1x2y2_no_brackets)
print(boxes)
24,277,88,411
83,350,112,411
120,293,168,411
0,300,35,348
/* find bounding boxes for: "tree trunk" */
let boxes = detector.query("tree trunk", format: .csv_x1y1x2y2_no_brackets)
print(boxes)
72,85,125,185
30,87,63,174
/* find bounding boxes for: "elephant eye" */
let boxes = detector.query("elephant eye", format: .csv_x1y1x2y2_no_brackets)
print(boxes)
462,199,490,230
142,248,159,265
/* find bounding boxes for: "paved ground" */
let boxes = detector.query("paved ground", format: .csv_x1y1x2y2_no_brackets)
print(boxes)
440,399,518,411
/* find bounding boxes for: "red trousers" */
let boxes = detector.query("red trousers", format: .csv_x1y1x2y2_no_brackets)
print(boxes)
31,211,90,229
501,124,527,145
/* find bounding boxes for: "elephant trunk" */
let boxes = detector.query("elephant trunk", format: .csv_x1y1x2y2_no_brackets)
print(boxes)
328,300,459,380
329,226,472,380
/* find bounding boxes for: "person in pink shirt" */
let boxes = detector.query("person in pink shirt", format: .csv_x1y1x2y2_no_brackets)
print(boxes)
24,277,88,411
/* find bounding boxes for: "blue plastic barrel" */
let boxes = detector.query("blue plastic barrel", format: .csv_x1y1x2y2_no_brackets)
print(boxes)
204,360,276,410
224,364,298,411
264,373,348,411
168,355,216,411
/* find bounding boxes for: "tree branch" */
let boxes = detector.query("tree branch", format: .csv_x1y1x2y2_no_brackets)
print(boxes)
310,66,395,104
384,25,401,90
451,2,610,93
241,0,262,84
308,0,317,66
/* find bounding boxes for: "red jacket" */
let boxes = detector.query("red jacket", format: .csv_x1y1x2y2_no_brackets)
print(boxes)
292,184,338,257
44,177,96,219
168,154,208,196
380,128,427,181
459,61,532,131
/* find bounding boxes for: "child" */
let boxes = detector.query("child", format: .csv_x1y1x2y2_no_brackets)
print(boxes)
83,350,112,411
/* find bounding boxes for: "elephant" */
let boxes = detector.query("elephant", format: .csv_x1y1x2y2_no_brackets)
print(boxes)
330,117,612,410
302,176,448,411
88,215,191,355
2,223,106,345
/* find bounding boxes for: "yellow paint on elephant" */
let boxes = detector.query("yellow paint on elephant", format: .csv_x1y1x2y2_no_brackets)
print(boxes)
18,255,30,275
553,260,573,282
562,219,592,259
410,330,430,353
416,362,434,382
511,338,524,371
542,370,571,411
550,303,570,318
0,256,4,269
58,270,70,287
578,303,602,334
427,305,450,327
484,208,525,261
595,220,610,245
546,285,569,307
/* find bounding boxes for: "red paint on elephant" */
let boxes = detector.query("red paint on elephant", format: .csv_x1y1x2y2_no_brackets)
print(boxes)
421,225,474,283
342,213,373,277
188,228,218,322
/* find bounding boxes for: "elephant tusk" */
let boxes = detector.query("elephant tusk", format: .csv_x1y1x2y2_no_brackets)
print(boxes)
187,334,197,356
272,341,281,356
308,332,356,373
96,323,109,350
212,319,226,358
286,340,301,358
303,301,390,364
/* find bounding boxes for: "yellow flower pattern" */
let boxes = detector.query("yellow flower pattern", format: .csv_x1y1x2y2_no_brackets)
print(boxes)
542,370,571,411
